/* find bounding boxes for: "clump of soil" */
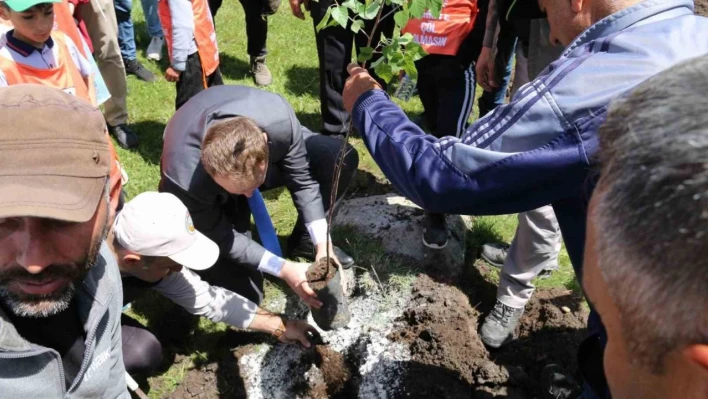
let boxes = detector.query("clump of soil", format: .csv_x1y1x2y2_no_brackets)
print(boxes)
390,274,589,398
306,344,352,397
306,257,338,290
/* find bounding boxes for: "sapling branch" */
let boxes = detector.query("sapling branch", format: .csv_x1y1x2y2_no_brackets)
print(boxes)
324,0,388,265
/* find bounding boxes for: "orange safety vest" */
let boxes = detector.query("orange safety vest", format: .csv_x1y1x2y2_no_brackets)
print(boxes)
53,0,86,57
0,31,122,216
402,0,478,56
158,0,219,85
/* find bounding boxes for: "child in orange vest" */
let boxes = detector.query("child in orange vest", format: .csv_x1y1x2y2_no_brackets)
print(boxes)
0,0,123,219
402,0,479,249
158,0,222,110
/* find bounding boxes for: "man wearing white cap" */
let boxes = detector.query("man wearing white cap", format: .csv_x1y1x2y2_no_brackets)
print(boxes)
108,192,317,376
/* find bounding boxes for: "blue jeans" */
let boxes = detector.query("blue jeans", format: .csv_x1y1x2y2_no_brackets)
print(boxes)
140,0,163,38
115,0,163,61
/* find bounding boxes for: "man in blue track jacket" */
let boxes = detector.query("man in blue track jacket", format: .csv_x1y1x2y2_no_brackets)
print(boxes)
342,0,708,397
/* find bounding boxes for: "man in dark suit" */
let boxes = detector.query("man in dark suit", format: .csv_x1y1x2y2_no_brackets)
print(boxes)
160,85,358,307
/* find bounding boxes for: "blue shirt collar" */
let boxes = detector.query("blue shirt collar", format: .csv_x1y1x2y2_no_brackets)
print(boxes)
5,29,54,57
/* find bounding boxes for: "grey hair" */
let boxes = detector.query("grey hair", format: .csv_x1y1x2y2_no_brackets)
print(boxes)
594,55,708,373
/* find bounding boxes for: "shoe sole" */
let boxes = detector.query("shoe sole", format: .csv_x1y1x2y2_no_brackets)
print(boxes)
481,332,516,349
147,55,162,61
421,234,448,250
480,252,504,268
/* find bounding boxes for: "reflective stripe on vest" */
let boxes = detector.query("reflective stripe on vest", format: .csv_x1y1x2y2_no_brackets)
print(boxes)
158,0,219,80
402,0,478,56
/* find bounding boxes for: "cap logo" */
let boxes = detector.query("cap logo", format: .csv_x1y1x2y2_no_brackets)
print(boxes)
186,213,196,235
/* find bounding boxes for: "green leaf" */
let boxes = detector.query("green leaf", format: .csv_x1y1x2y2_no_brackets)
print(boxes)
357,46,374,62
390,0,404,5
362,0,381,19
406,41,427,61
393,10,409,28
331,6,349,28
369,56,386,69
315,6,333,32
350,19,364,33
408,0,426,18
402,56,417,79
390,50,404,65
398,32,414,45
341,0,359,10
382,43,396,59
356,2,367,15
374,62,394,83
426,0,442,18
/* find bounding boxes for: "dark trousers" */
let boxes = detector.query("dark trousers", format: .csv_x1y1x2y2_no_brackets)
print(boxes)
266,129,359,250
208,0,268,57
310,0,394,136
415,55,476,138
175,52,224,110
121,314,163,376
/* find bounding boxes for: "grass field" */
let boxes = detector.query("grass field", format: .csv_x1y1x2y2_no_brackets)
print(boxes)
118,2,578,396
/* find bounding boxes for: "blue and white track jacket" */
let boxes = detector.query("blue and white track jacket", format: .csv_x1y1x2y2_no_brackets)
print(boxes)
352,0,708,270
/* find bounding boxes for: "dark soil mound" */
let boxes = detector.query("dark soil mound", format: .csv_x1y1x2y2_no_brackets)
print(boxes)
390,275,589,398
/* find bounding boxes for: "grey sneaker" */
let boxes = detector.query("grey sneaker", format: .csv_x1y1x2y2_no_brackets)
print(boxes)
250,56,272,86
146,36,164,61
480,243,509,268
480,300,524,348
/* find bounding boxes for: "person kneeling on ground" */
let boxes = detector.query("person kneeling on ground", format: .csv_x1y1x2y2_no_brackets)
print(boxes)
110,192,318,376
160,85,358,311
581,55,708,399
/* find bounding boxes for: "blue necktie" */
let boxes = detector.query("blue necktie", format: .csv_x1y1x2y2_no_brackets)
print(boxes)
246,189,282,257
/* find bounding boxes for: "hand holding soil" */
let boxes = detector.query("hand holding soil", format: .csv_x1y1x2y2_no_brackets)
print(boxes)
280,261,323,308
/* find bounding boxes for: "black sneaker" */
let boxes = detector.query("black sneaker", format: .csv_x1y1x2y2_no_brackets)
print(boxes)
422,212,448,249
124,58,157,82
480,243,509,268
541,364,582,399
479,300,524,348
108,124,139,149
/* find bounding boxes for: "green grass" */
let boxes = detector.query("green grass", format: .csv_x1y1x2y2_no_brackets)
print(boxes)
119,2,577,396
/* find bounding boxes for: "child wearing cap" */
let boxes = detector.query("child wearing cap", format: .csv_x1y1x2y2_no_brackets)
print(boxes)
0,0,96,102
157,0,222,110
110,192,318,375
0,0,124,219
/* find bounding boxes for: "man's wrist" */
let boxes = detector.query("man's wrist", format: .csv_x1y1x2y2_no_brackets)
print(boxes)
258,251,286,277
271,315,287,338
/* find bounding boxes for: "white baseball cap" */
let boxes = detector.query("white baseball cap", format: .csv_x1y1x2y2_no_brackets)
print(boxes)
113,192,219,271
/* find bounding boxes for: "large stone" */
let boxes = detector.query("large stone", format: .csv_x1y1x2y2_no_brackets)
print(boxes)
335,194,471,277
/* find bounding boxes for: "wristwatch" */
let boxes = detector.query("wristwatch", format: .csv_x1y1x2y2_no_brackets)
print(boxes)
271,316,287,339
